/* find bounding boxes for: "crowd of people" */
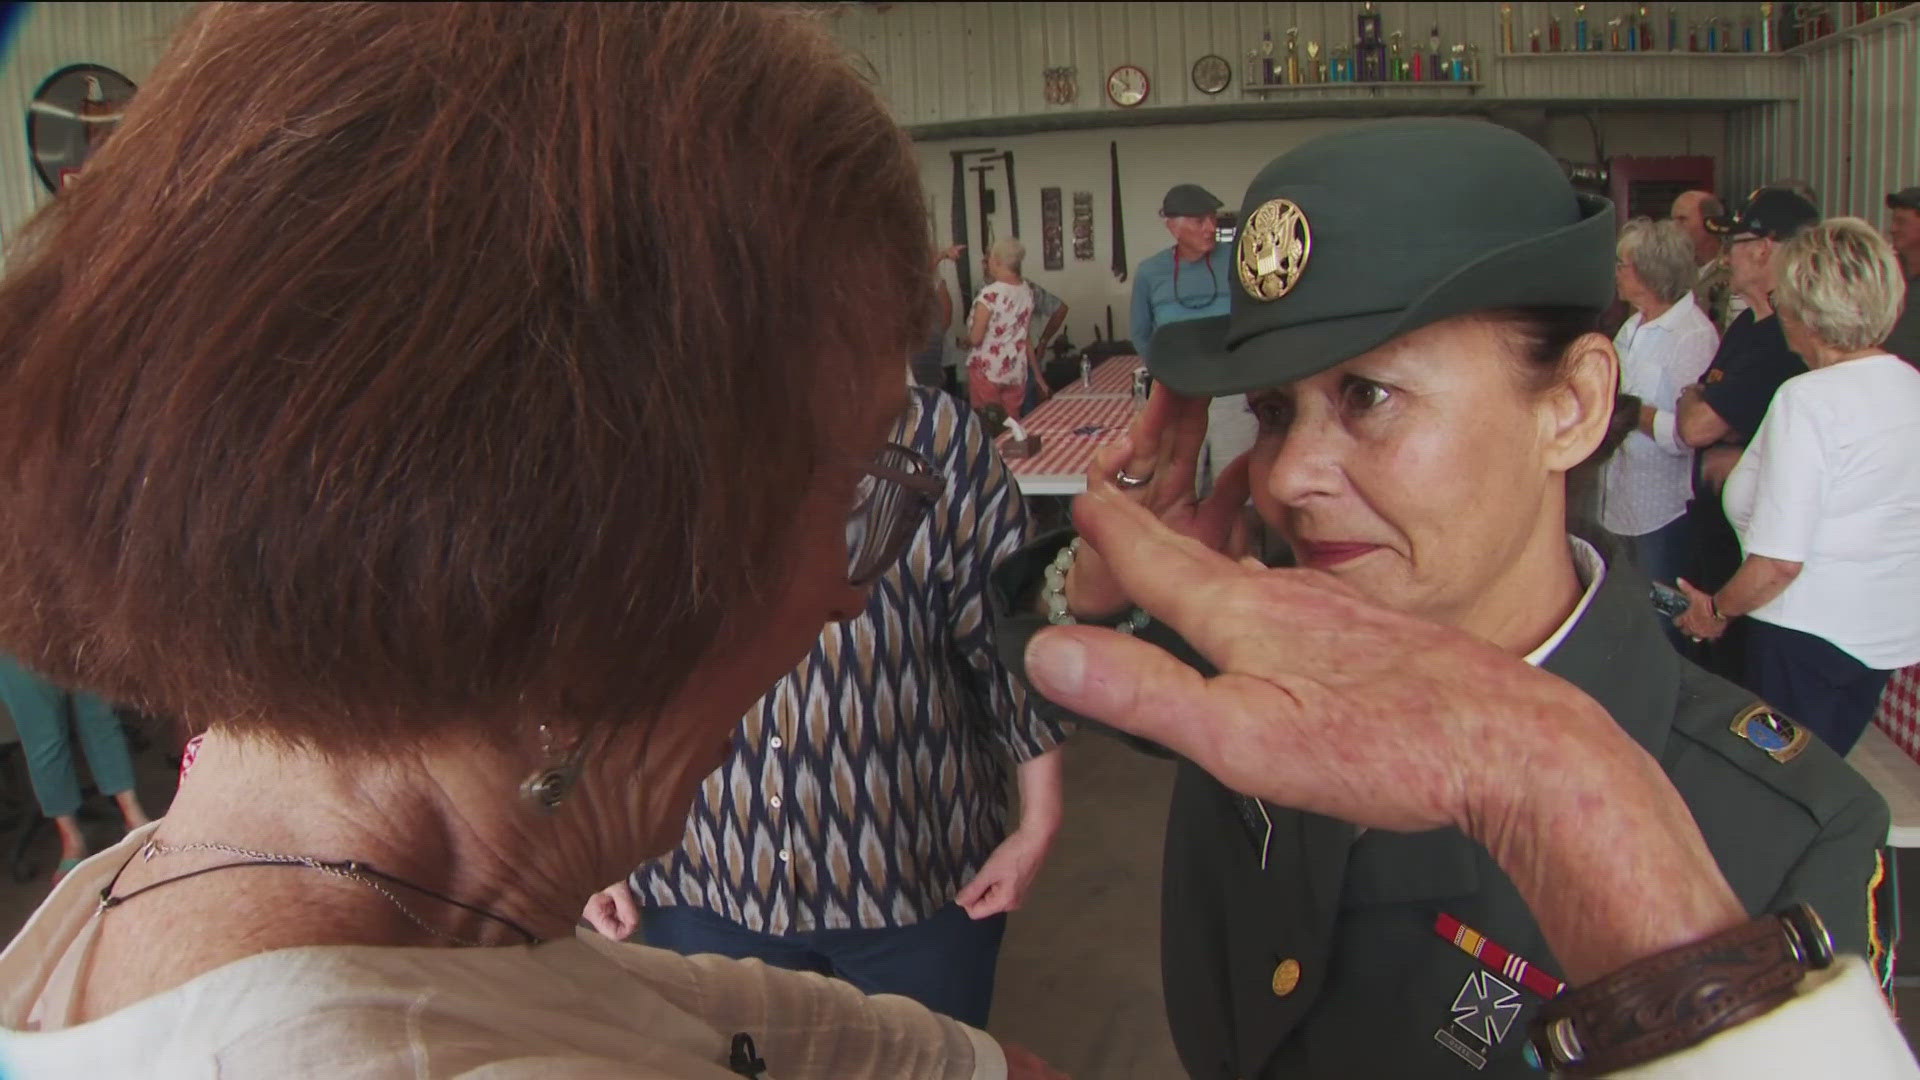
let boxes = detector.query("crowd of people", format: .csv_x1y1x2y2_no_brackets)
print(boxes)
1596,184,1920,759
0,4,1918,1080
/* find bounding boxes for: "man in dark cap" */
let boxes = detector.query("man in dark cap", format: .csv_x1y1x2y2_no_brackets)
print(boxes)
1884,186,1920,365
991,120,1888,1079
1673,188,1819,681
1130,183,1252,492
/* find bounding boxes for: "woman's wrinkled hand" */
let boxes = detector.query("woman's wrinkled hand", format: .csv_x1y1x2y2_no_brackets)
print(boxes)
1064,386,1252,619
1031,482,1602,837
1673,577,1728,642
582,880,641,941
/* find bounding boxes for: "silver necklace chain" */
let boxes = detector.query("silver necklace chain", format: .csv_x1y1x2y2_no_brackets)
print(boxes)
137,838,485,948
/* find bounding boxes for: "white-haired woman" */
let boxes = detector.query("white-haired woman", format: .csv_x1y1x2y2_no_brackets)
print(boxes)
1678,219,1920,755
1601,218,1721,590
962,237,1044,418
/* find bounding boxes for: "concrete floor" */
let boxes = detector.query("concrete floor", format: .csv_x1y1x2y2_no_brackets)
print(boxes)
3,729,1917,1077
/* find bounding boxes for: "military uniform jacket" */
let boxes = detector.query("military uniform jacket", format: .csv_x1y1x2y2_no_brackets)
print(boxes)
990,531,1889,1080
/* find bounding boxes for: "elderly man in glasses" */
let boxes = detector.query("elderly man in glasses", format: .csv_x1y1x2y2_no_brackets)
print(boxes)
585,384,1067,1029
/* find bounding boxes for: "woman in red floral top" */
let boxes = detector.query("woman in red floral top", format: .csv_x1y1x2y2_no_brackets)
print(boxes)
961,238,1044,417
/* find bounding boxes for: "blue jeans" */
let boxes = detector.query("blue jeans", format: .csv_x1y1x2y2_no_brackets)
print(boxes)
0,654,136,819
641,902,1006,1028
1628,516,1693,652
1627,514,1693,589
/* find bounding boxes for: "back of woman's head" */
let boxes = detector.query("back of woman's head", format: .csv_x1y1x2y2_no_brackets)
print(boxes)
1773,217,1905,351
1615,217,1698,305
0,3,931,751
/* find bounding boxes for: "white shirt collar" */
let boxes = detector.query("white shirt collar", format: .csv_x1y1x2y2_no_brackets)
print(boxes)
1639,291,1701,334
1522,536,1608,667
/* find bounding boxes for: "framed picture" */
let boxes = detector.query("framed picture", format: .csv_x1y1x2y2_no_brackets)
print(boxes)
29,63,137,194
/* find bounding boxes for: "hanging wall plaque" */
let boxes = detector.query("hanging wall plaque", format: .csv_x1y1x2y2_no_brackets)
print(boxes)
1071,191,1095,261
1040,187,1064,270
29,64,136,193
1042,66,1078,105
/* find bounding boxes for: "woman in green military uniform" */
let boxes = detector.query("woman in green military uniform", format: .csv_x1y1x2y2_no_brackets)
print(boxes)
990,120,1889,1079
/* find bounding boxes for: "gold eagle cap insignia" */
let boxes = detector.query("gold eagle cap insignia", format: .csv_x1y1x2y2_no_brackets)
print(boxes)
1236,197,1312,302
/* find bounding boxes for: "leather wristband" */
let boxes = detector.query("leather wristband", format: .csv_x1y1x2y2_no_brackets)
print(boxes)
1526,903,1834,1076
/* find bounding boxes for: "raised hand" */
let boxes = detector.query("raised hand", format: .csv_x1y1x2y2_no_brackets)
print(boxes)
1063,386,1251,618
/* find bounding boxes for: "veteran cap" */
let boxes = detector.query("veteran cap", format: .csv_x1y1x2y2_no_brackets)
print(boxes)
1161,183,1224,218
1707,187,1820,240
1887,186,1920,213
1148,119,1616,397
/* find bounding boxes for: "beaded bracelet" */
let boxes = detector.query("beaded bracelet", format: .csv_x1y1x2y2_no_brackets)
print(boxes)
1041,539,1151,633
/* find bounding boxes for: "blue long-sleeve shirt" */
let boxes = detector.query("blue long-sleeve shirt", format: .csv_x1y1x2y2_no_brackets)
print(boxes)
1130,245,1232,361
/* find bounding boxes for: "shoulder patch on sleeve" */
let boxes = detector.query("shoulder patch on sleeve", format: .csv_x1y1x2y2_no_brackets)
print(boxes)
1729,702,1812,764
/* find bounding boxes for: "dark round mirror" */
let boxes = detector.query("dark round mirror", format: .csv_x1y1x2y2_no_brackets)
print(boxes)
28,63,137,194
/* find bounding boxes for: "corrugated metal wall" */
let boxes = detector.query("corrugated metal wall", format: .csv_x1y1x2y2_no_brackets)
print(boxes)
1728,10,1920,217
0,1,196,241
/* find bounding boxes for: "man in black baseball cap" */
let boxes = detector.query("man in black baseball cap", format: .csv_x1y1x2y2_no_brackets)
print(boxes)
1883,186,1920,364
1674,186,1820,681
1704,186,1821,246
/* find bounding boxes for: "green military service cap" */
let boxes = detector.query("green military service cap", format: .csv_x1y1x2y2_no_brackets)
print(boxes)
1149,119,1617,396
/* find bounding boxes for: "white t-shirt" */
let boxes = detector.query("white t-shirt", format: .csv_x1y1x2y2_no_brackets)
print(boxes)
0,827,1004,1079
1600,294,1721,536
1724,354,1920,669
965,281,1034,386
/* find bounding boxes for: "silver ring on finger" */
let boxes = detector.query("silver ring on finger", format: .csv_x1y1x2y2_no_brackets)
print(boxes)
1113,467,1154,489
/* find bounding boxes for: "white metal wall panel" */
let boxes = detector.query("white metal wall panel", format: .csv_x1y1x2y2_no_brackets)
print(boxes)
1851,16,1919,219
1724,11,1917,219
0,2,196,243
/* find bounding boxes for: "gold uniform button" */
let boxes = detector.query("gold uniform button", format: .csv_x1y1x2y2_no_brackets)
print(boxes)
1270,958,1301,997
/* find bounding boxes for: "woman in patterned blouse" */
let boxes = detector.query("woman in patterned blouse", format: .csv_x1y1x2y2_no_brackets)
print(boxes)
588,386,1068,1029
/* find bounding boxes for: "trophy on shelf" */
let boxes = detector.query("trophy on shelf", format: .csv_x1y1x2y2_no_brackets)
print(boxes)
1608,15,1624,51
1500,3,1515,52
1427,23,1443,78
1308,40,1326,82
1389,30,1406,79
1574,4,1590,50
1668,5,1681,49
1530,27,1542,51
1261,28,1276,84
1760,2,1776,51
1286,27,1302,84
1639,5,1655,49
1357,1,1387,80
1549,10,1564,51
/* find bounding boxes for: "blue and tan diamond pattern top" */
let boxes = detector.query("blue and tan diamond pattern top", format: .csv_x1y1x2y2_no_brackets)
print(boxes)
634,386,1067,933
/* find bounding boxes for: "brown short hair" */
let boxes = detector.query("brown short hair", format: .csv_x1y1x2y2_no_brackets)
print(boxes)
0,3,931,751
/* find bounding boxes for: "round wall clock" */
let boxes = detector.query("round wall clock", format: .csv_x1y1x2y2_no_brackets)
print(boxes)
1105,64,1149,108
1191,54,1232,95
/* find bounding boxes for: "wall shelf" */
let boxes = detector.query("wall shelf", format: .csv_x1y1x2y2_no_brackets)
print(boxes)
1497,51,1788,59
1783,3,1920,54
1239,81,1485,93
